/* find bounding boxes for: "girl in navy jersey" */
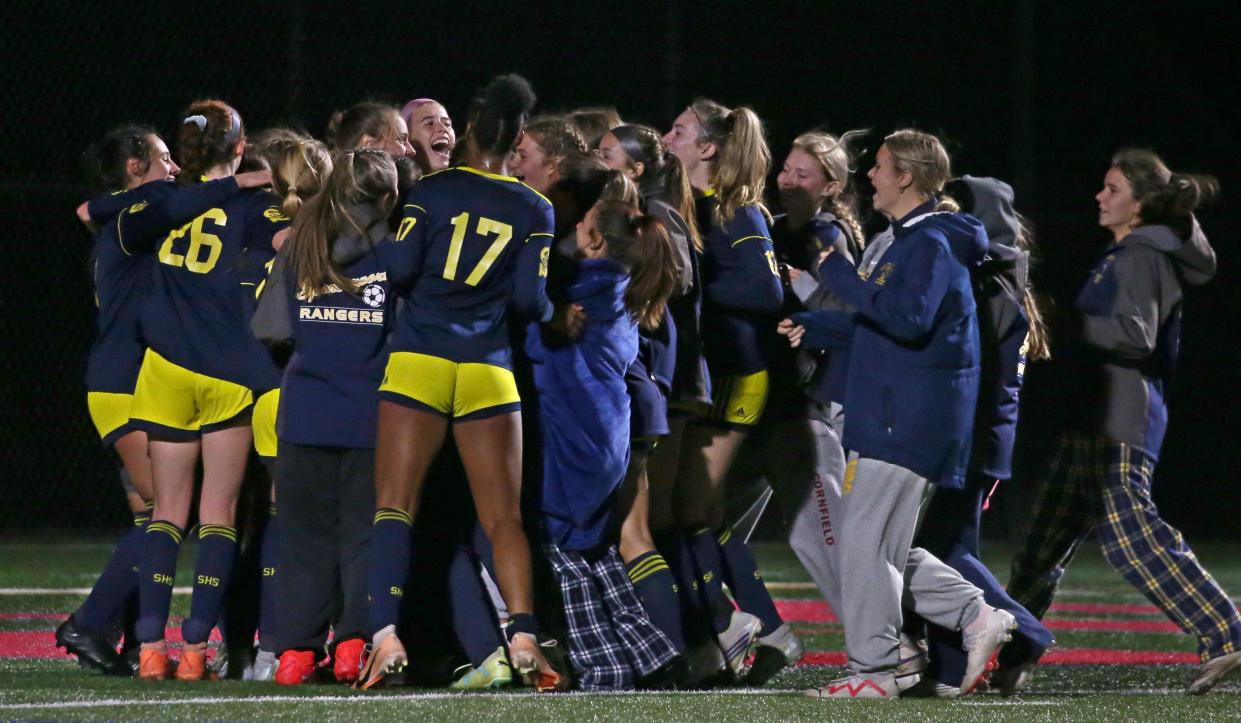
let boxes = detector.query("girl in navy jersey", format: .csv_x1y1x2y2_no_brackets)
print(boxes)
128,99,290,681
358,74,562,691
661,98,784,679
249,150,397,685
327,102,412,159
57,126,180,676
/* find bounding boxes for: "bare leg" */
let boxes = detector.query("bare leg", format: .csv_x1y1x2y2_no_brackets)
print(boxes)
114,430,154,512
148,438,201,530
617,449,655,563
674,422,749,531
373,401,450,516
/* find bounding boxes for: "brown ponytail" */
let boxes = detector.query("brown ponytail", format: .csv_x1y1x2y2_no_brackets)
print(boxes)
177,99,244,184
593,199,678,331
609,123,702,252
265,139,333,219
1111,148,1219,238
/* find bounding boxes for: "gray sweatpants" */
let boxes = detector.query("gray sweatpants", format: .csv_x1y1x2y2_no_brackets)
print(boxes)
768,402,846,618
838,454,983,672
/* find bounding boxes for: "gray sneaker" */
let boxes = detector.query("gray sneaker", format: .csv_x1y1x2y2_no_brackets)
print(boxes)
895,632,928,688
245,649,278,682
960,605,1016,696
1187,650,1241,695
805,670,899,700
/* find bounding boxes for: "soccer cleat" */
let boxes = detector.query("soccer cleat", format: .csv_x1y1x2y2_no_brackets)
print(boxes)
55,615,127,675
138,645,172,680
275,650,317,685
805,670,899,699
744,623,804,686
1187,650,1241,695
717,610,763,679
333,638,365,684
245,649,278,682
685,638,726,687
960,605,1016,696
450,646,514,690
175,645,211,681
991,657,1040,696
355,625,408,690
900,677,961,698
508,632,566,692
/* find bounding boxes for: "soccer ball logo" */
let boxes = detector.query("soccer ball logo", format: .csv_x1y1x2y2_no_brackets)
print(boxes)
362,284,385,308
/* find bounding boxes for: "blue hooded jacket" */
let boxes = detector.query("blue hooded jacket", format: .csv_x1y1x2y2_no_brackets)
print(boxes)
806,201,988,487
526,259,637,552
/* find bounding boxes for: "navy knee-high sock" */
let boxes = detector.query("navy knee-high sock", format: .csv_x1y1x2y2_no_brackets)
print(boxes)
258,505,279,651
657,533,711,644
626,550,687,653
136,521,183,643
686,529,734,635
448,545,504,665
369,508,413,635
76,510,150,635
182,525,238,645
717,527,783,636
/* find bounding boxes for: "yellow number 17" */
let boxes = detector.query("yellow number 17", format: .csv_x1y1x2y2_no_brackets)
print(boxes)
444,212,514,286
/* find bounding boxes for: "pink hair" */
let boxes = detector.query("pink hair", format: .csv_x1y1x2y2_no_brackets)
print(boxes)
400,98,437,127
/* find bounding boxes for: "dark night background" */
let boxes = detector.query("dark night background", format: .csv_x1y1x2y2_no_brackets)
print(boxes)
0,1,1236,540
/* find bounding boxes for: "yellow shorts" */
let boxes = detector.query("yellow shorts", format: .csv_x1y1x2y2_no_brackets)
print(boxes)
379,352,521,420
88,391,137,447
252,388,280,459
696,370,769,428
130,349,253,439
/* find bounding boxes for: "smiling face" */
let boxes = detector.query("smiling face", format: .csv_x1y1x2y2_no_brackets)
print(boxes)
362,113,412,159
510,132,555,192
136,134,179,186
1096,166,1142,239
595,132,636,177
661,109,707,175
777,147,836,214
867,144,909,217
409,101,455,171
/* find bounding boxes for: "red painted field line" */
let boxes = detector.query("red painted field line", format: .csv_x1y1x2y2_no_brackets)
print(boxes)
796,648,1198,667
772,599,1164,623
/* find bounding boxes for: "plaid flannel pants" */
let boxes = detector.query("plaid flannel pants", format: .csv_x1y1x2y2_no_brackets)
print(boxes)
1008,432,1241,661
545,543,679,690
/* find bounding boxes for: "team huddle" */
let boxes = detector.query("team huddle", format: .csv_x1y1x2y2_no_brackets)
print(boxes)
57,72,1241,698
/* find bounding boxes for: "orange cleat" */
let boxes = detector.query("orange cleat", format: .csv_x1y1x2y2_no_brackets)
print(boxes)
175,646,211,681
139,645,172,680
508,632,567,692
333,638,365,684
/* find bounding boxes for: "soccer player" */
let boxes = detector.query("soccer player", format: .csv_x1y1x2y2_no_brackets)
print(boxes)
401,98,456,174
357,73,562,691
509,115,588,195
661,98,785,680
127,100,289,681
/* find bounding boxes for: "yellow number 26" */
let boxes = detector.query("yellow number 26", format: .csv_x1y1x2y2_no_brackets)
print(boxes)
159,208,226,274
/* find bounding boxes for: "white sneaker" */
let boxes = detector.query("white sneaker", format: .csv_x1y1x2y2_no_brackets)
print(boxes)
245,649,278,682
744,623,803,685
961,605,1016,696
718,611,763,678
1187,650,1241,695
805,670,899,700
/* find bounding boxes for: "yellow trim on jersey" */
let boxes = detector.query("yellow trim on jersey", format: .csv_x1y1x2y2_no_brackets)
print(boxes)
404,203,428,215
380,352,520,419
706,370,769,427
252,389,280,458
730,234,770,248
701,188,717,197
453,166,553,207
87,391,135,441
130,349,253,433
717,527,733,546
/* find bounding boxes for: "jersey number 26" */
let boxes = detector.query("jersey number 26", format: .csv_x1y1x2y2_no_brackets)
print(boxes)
159,209,226,274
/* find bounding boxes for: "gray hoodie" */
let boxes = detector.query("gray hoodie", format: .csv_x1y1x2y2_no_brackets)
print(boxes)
1068,218,1216,457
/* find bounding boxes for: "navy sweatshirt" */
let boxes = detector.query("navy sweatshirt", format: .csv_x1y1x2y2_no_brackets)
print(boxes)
808,201,988,487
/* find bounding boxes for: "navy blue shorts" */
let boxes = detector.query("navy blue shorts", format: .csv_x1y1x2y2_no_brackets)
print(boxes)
625,359,669,440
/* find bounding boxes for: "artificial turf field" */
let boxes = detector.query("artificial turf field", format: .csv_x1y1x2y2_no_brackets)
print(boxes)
1,539,1238,721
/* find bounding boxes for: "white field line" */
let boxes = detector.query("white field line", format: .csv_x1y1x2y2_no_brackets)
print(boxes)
0,587,193,595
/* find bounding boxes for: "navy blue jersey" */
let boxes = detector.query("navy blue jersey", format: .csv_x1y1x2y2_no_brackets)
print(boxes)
239,192,286,392
697,196,784,376
87,179,244,392
383,166,554,369
278,235,392,449
139,185,289,387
